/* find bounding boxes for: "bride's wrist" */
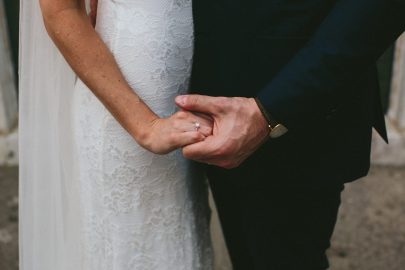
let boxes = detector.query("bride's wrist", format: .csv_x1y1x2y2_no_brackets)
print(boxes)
133,115,160,147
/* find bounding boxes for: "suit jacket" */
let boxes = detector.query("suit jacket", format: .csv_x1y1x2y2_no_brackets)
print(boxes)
190,0,405,185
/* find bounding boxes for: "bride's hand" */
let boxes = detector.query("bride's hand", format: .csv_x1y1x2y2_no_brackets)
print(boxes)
141,111,213,155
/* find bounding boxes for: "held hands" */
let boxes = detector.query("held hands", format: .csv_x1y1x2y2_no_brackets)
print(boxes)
175,95,270,169
88,0,212,155
140,111,213,155
89,0,263,164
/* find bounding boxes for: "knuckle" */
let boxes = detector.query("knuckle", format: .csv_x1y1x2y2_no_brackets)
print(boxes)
175,111,187,119
215,97,230,112
167,133,177,145
215,143,231,157
172,120,182,130
192,133,204,141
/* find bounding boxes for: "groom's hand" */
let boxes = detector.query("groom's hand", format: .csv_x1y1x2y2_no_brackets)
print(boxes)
175,95,269,169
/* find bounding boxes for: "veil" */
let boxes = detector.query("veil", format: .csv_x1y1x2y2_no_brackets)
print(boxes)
19,0,88,269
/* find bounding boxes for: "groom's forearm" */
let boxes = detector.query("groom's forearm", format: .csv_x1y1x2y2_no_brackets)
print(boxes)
256,0,405,130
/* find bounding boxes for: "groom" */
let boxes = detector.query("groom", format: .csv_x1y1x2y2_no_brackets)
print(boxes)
175,0,405,269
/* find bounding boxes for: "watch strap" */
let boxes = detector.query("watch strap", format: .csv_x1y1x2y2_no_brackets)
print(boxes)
254,97,279,128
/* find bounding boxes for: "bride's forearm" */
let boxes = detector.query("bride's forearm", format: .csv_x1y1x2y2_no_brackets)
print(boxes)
40,1,157,142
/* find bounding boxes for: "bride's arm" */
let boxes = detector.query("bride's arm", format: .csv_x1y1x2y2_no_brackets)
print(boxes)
39,0,211,154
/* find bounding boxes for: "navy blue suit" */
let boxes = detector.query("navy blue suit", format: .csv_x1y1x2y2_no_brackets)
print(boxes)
191,0,405,269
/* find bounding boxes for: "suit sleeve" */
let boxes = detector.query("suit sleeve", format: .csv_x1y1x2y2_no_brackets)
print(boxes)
256,0,405,130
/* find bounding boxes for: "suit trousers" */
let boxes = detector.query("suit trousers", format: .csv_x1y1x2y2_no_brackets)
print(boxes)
208,168,344,270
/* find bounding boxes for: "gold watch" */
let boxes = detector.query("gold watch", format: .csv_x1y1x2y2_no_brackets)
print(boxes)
254,98,288,139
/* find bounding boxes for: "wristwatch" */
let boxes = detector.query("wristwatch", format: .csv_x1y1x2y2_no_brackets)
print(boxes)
254,98,288,139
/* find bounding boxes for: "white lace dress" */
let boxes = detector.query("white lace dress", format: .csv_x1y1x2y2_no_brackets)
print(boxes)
71,0,213,269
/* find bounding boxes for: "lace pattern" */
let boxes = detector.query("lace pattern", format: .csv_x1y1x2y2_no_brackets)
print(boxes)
71,0,213,269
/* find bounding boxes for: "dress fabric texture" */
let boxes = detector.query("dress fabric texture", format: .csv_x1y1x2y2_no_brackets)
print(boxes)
72,0,212,269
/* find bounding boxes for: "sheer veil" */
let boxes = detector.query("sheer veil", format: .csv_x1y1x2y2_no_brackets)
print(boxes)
19,0,88,269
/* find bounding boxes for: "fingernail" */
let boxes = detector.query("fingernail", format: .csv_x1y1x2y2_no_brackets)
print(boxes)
176,96,185,104
176,95,186,105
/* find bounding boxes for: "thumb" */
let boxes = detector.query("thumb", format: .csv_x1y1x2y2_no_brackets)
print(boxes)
175,95,218,115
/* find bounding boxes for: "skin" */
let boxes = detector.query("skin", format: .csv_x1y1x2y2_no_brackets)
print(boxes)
90,0,271,169
176,95,270,169
89,0,97,27
39,0,213,155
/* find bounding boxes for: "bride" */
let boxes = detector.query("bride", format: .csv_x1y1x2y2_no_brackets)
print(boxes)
19,0,213,269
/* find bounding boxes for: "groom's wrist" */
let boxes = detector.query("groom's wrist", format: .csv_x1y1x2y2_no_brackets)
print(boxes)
253,97,288,139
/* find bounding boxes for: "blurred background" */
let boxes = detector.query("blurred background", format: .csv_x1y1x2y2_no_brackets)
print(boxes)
0,1,404,270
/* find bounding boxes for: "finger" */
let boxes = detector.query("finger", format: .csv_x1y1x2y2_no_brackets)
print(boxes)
192,111,214,122
198,125,213,137
175,121,212,137
192,116,213,136
192,113,213,127
175,95,220,115
182,137,218,160
197,158,239,169
173,111,213,135
183,154,236,169
182,137,240,169
172,131,206,148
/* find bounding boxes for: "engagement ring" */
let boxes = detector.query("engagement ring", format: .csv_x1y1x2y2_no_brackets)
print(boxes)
194,121,201,131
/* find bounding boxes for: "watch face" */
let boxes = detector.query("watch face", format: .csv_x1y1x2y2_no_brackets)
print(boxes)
270,124,288,138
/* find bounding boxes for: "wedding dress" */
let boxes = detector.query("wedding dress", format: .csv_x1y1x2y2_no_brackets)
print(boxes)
19,0,212,269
